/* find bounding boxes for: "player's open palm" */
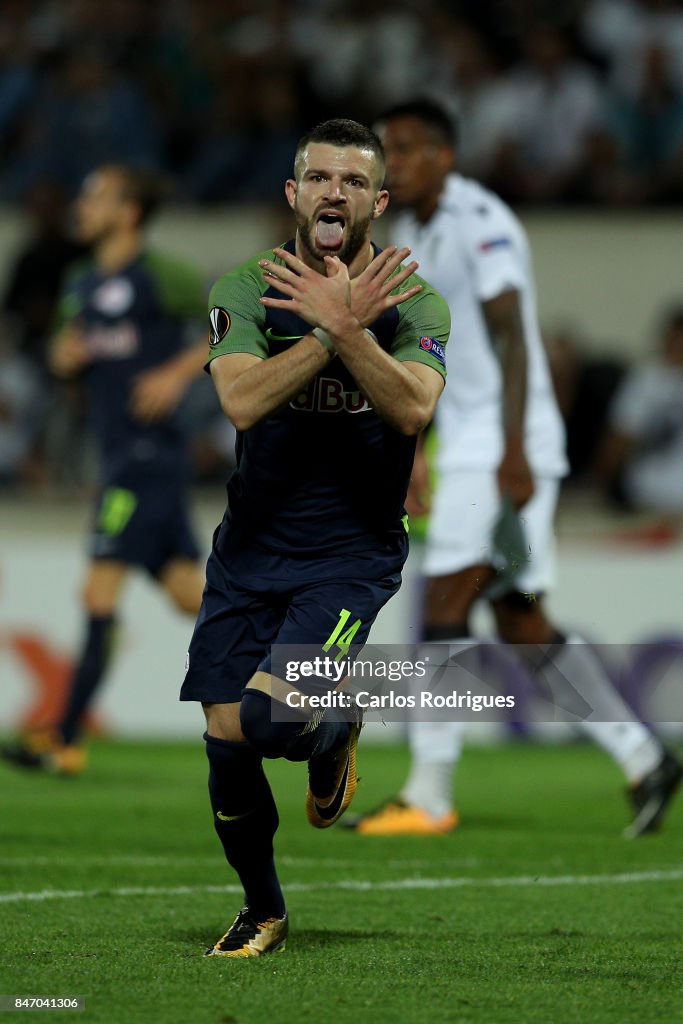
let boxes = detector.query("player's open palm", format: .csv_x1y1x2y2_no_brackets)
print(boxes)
259,247,351,329
350,246,422,327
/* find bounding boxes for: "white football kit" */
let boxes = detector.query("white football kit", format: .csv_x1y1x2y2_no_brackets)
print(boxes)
380,177,666,830
392,173,569,591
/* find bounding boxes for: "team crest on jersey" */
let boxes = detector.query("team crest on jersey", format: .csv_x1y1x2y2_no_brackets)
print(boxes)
209,307,231,346
419,336,445,365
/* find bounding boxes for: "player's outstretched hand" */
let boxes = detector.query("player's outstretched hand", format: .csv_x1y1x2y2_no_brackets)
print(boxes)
259,247,351,329
50,326,91,378
350,245,421,327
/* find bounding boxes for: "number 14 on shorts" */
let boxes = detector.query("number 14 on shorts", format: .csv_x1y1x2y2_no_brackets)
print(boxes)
322,608,362,661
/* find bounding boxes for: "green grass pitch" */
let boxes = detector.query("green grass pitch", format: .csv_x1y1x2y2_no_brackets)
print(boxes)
0,739,681,1024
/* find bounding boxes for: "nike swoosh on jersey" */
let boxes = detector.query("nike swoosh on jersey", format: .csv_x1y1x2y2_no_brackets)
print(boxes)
265,328,304,342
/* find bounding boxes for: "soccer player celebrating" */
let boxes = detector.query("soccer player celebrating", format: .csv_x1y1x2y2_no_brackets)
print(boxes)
2,165,207,775
345,100,681,838
180,120,449,956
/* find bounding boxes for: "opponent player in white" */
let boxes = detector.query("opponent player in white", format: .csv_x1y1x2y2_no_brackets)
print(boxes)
347,100,681,839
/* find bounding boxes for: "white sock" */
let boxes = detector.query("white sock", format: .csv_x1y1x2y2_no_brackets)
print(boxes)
400,638,471,817
578,722,661,783
401,757,458,818
536,633,662,783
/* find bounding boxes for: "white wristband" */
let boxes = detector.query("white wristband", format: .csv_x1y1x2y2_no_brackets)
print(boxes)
312,327,336,354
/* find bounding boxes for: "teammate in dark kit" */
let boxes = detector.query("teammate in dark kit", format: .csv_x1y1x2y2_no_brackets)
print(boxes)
2,165,207,775
180,120,450,957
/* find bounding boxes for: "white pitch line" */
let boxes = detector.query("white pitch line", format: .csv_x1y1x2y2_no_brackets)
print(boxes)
0,855,363,869
1,869,682,904
0,854,470,870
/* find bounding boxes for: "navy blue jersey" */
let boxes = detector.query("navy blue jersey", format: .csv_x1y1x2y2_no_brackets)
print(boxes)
206,240,450,558
56,250,205,482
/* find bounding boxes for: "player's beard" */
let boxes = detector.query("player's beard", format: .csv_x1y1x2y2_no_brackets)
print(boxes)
296,209,372,267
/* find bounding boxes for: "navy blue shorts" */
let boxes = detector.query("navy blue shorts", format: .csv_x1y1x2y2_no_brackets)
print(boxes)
90,476,200,578
180,543,404,705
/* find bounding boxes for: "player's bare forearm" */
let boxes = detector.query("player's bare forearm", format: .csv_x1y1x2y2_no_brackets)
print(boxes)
483,290,534,506
166,339,209,382
258,247,436,434
210,337,332,431
483,289,527,440
325,318,443,435
131,340,208,421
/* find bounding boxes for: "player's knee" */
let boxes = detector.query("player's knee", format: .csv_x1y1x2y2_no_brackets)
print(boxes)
161,564,204,616
81,581,117,617
240,690,298,759
203,702,244,742
170,587,203,616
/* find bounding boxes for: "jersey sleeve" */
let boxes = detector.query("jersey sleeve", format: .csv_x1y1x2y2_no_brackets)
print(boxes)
463,201,526,302
205,262,268,366
52,262,89,334
390,276,450,378
143,252,207,320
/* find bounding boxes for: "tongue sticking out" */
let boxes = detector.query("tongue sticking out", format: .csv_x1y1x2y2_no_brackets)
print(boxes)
315,218,344,250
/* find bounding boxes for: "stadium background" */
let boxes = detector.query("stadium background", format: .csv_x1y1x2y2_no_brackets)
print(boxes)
1,4,683,1023
2,0,683,736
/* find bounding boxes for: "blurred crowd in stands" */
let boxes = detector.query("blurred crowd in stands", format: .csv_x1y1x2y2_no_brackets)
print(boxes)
1,0,683,206
1,0,683,516
544,312,683,517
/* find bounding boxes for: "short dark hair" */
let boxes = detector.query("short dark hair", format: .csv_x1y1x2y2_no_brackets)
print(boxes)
103,165,166,225
374,99,458,148
293,119,385,187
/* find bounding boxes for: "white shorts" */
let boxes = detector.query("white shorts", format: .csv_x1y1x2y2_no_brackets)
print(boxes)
422,471,560,595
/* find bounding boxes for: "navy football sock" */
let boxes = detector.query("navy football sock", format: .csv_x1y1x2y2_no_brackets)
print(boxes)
205,732,285,920
240,689,349,762
59,614,117,745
